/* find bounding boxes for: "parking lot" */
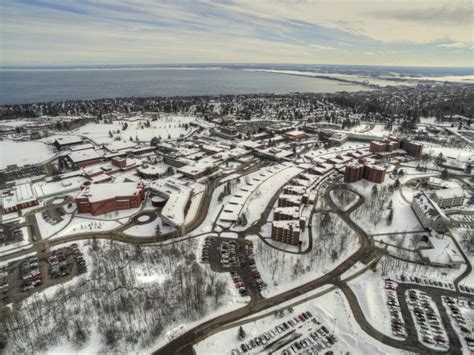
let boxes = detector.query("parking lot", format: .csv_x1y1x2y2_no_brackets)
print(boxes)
442,295,474,352
201,236,265,299
2,164,46,183
232,309,338,354
406,289,448,350
41,205,66,226
0,224,26,246
1,243,87,305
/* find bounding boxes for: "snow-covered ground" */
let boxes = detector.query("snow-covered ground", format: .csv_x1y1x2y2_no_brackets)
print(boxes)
422,144,473,162
36,211,73,239
73,114,195,144
349,180,423,235
124,216,175,236
349,271,404,339
0,139,55,168
54,217,121,238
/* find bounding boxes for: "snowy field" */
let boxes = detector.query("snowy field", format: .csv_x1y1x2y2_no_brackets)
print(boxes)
73,114,195,144
349,181,423,235
422,144,474,162
0,139,55,168
54,217,121,238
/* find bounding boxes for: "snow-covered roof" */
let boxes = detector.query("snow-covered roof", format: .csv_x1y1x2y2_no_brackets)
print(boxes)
70,143,94,152
68,149,102,163
34,177,86,199
285,130,306,137
420,235,463,266
155,180,193,227
2,183,36,209
104,141,138,153
77,182,143,203
432,187,464,201
413,192,449,222
273,220,301,232
54,136,83,146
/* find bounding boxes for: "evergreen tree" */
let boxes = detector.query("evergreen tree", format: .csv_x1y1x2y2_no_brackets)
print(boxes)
238,326,246,340
386,209,393,226
465,163,472,175
441,168,449,180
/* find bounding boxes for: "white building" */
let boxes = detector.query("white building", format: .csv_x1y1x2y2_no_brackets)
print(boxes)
150,178,193,231
431,187,465,208
420,233,464,268
411,192,449,233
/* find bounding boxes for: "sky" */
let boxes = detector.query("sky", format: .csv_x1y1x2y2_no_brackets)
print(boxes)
0,0,473,67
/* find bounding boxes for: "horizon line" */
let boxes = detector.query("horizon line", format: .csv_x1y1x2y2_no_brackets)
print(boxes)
1,63,473,70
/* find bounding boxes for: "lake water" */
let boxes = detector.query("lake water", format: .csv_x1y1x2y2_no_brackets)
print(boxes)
0,68,366,105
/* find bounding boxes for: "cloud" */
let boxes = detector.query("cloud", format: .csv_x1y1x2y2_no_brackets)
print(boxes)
368,3,473,25
437,42,474,50
308,44,336,51
0,0,472,66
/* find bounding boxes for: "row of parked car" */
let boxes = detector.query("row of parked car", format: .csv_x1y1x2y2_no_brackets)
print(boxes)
407,289,448,349
459,284,474,294
200,237,212,263
282,322,337,355
384,279,406,338
443,296,472,336
4,165,45,182
221,240,238,268
398,274,454,290
48,248,71,278
20,256,42,292
0,266,9,304
246,242,266,292
71,244,87,274
230,270,248,297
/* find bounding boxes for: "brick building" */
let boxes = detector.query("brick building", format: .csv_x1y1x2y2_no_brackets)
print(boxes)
344,162,365,183
76,181,146,216
278,194,302,207
363,164,386,183
271,221,301,246
344,162,386,184
400,140,423,159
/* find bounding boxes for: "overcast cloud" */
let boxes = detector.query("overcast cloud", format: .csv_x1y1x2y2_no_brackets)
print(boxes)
0,0,472,66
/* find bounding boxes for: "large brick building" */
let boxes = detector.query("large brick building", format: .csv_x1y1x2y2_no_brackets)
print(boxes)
76,181,146,216
369,138,423,159
271,220,301,246
343,162,365,183
344,162,386,183
400,140,423,159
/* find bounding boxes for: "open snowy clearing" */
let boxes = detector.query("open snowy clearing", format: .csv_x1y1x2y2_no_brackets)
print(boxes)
73,114,195,144
0,139,55,168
